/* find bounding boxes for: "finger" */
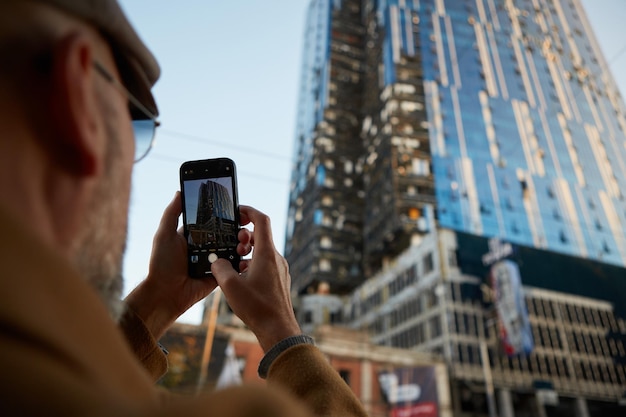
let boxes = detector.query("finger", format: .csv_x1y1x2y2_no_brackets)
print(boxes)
155,192,182,240
237,228,252,245
211,258,243,293
238,207,252,227
237,229,252,256
238,206,274,254
238,259,250,272
237,241,252,256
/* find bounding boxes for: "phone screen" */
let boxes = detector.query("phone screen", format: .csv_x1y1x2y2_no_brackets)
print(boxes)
180,158,240,278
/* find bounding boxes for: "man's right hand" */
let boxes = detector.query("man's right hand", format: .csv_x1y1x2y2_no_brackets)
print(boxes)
211,205,302,352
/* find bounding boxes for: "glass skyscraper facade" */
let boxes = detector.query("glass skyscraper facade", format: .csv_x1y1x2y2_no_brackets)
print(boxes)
418,0,626,265
286,0,626,295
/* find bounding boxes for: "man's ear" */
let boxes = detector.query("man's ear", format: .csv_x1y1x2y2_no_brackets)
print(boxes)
47,32,102,177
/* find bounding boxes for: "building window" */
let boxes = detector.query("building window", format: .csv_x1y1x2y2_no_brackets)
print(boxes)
316,166,326,185
423,253,434,274
304,311,313,324
430,316,442,338
448,250,457,266
339,369,351,386
595,218,603,230
314,209,323,225
467,344,479,365
320,259,331,272
543,300,554,319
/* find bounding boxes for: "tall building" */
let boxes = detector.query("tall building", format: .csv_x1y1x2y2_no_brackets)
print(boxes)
285,0,626,415
286,0,366,295
285,0,626,294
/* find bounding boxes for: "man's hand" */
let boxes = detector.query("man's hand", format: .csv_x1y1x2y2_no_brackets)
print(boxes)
211,205,301,352
124,192,252,340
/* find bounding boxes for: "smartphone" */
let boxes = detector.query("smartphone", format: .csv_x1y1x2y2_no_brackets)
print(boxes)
180,158,240,278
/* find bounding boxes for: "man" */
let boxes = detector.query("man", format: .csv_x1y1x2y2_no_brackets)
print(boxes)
0,1,368,416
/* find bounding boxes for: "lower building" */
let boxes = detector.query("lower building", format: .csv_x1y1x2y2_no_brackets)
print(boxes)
341,227,626,416
160,315,452,417
315,325,451,417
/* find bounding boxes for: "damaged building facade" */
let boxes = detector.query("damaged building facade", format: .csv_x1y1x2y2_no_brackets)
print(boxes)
286,0,626,415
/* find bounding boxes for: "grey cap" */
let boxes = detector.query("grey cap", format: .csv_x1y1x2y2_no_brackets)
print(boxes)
38,0,160,116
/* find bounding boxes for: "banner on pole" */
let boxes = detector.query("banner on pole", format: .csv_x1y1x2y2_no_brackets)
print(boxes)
490,259,534,356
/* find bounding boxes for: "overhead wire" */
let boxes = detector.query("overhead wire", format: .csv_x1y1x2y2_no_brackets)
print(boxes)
158,128,293,163
144,127,294,186
149,152,290,186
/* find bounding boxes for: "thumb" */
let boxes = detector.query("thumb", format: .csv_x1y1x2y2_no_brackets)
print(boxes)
211,259,241,293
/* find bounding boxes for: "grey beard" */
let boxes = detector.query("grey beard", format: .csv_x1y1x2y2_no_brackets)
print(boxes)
72,188,128,322
90,272,126,322
72,204,128,322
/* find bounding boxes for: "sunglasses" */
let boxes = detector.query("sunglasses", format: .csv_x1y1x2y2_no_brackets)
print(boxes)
93,60,160,163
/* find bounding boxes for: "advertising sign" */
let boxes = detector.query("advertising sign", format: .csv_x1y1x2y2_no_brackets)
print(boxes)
490,259,534,356
379,366,439,417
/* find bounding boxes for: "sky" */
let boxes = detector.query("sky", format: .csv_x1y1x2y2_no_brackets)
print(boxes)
119,0,626,325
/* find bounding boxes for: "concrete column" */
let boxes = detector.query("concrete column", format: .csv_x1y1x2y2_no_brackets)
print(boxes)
534,395,548,417
575,396,590,417
361,359,372,414
498,388,515,417
479,341,497,417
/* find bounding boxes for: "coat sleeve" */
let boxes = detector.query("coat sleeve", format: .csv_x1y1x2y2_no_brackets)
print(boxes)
266,344,369,417
158,344,369,417
118,308,367,416
118,307,168,382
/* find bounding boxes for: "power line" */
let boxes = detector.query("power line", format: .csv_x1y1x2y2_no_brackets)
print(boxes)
608,43,626,65
149,152,290,186
157,128,293,163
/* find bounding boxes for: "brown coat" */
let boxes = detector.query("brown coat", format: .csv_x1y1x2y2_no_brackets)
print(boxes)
0,206,367,416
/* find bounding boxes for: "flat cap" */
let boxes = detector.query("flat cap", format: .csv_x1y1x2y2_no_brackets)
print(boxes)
36,0,160,116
